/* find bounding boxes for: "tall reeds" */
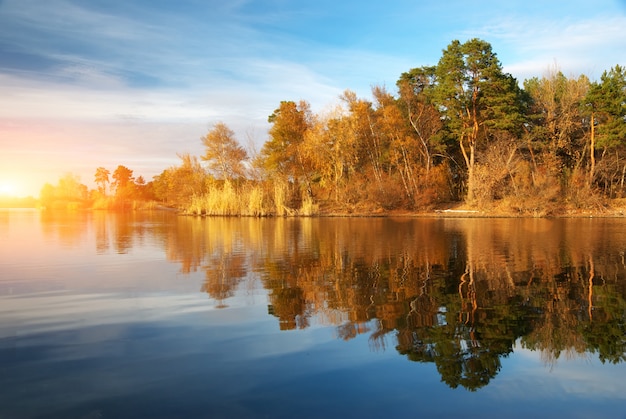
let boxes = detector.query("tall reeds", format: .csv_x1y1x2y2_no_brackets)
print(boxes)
186,181,269,216
299,195,319,216
184,180,318,217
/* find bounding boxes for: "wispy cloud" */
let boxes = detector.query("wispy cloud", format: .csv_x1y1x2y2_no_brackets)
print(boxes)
469,13,626,79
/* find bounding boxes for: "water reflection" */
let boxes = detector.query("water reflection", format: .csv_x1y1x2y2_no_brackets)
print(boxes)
38,213,626,391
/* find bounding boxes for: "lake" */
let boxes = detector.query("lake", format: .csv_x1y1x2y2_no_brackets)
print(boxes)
1,209,625,418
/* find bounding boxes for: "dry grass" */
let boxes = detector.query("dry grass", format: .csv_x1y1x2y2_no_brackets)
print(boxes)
273,181,288,217
184,180,290,216
298,195,319,216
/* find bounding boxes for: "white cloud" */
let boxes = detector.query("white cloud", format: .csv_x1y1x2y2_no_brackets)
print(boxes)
472,14,626,80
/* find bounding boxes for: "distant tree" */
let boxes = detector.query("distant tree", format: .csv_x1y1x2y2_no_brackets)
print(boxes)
39,173,89,209
112,165,135,202
39,183,55,208
201,122,248,180
57,173,88,202
134,175,153,201
94,167,110,195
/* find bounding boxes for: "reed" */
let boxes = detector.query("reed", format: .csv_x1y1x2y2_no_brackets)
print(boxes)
273,181,288,217
246,185,266,216
299,195,319,216
185,180,276,216
182,180,321,217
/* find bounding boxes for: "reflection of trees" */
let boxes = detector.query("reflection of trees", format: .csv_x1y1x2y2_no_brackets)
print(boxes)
163,217,256,307
201,252,247,308
580,286,626,364
90,211,171,255
115,213,626,391
248,218,626,390
394,237,528,391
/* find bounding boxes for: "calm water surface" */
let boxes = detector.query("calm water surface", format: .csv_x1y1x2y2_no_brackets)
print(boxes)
1,209,625,418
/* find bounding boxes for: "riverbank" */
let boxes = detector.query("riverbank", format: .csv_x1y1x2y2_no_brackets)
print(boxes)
18,197,626,218
315,199,626,218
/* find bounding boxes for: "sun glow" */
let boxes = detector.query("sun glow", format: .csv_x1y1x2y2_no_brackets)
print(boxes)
0,181,20,197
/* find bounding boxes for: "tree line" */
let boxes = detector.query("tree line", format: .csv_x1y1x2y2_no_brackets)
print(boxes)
40,39,626,215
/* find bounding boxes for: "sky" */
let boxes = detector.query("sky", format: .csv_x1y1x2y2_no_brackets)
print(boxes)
1,0,625,197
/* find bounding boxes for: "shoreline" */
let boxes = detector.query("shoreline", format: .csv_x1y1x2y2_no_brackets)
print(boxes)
314,199,626,219
7,200,626,219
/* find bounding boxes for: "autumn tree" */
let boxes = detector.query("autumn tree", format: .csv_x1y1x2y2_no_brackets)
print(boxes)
57,173,88,202
523,69,590,207
397,65,445,174
152,154,208,206
339,90,388,204
260,100,315,204
371,86,420,207
133,175,154,201
524,70,589,168
301,105,358,204
201,122,248,180
110,165,136,206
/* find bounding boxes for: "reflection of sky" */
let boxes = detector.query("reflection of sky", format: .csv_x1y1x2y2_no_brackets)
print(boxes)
493,343,626,402
3,289,625,418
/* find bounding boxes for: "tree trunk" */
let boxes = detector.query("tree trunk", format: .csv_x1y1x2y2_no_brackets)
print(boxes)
465,144,477,204
620,164,626,194
589,112,596,185
588,255,594,321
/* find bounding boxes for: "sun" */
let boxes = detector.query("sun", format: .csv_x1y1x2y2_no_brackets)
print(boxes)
0,181,19,197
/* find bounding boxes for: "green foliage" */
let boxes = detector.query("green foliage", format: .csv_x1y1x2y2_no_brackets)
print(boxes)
427,39,527,203
585,65,626,150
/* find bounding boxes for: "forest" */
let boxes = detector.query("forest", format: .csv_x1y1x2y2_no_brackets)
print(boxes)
39,39,626,216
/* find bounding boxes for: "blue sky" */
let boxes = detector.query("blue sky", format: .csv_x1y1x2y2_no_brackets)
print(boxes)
1,0,625,196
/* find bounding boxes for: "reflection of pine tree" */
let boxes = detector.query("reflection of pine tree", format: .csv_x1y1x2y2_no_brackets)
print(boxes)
396,280,526,391
579,284,626,364
520,266,596,366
